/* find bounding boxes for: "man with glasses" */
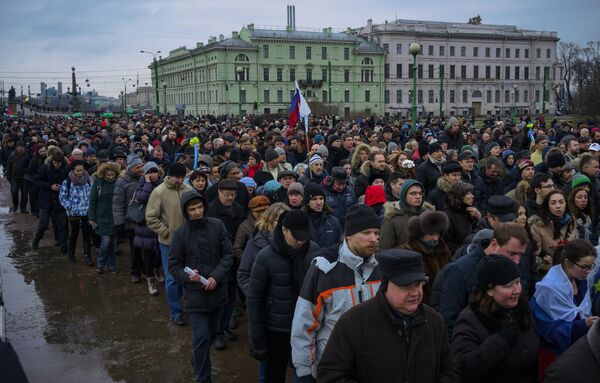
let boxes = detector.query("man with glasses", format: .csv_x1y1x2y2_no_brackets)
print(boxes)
435,223,529,336
525,173,555,216
207,179,248,349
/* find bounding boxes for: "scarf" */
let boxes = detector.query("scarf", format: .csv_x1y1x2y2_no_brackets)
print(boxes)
273,224,310,295
549,212,572,239
534,264,592,321
68,170,91,186
429,156,446,170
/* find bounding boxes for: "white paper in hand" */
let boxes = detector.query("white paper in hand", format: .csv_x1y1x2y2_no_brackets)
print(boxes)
184,267,209,286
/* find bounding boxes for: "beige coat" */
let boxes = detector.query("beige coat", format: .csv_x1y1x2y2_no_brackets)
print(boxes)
145,176,192,245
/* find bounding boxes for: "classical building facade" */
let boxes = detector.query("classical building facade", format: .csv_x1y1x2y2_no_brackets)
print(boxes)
357,18,561,117
150,6,385,117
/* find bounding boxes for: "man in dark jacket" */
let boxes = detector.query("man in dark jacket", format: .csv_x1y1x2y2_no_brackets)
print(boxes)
207,179,247,349
354,152,390,198
32,152,69,255
425,161,462,211
169,191,233,383
317,249,458,383
459,151,485,208
479,156,504,213
303,183,342,249
6,141,30,213
246,210,319,383
204,160,250,208
323,167,356,229
438,120,465,151
416,142,445,197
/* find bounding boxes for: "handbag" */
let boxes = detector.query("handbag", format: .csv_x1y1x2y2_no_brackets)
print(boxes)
126,192,146,224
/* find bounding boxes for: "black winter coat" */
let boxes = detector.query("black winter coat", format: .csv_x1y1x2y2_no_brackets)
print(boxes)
6,151,30,181
246,226,319,351
204,181,250,209
416,159,442,197
237,229,270,296
207,198,247,240
35,160,68,210
452,306,539,383
444,206,477,254
306,210,342,248
168,193,234,312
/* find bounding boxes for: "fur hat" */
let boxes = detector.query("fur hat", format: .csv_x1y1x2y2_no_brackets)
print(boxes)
407,211,449,238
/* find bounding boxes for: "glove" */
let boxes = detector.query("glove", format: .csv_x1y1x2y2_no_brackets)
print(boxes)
498,321,520,347
296,375,316,383
250,347,267,361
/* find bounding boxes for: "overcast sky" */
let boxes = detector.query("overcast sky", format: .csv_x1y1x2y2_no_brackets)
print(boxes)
1,0,598,97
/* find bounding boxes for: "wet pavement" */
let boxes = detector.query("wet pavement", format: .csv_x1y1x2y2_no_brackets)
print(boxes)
0,179,259,383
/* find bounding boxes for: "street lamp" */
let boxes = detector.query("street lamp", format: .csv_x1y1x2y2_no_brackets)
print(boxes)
120,90,125,112
409,42,421,129
236,66,244,117
162,81,167,114
122,77,132,113
140,50,161,115
511,84,517,123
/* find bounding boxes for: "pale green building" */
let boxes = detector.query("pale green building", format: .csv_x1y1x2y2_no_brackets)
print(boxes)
151,13,385,117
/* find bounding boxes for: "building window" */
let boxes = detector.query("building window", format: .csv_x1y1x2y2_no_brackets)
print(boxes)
505,48,510,58
264,89,270,103
240,90,246,104
409,64,414,79
418,64,423,79
486,90,492,103
461,65,467,79
524,67,529,80
361,69,373,82
449,90,455,103
462,90,468,103
264,108,270,114
396,43,402,54
495,90,500,103
306,46,312,59
450,65,455,79
322,68,328,81
362,57,373,65
396,64,402,78
263,67,270,81
485,66,491,80
525,49,529,59
417,90,423,103
322,90,328,102
495,66,501,80
344,47,349,60
396,89,402,103
535,90,540,102
290,68,296,81
344,90,350,102
277,68,283,82
277,89,283,103
263,45,269,59
524,90,529,103
547,49,551,59
515,90,520,103
536,66,541,80
536,48,541,58
384,64,389,79
473,47,479,57
461,46,466,57
344,69,350,83
473,66,479,79
428,45,434,56
306,68,312,81
544,66,550,80
450,46,455,56
290,46,295,59
496,47,501,58
428,64,434,79
485,47,490,57
515,48,520,58
322,46,328,59
505,66,510,80
383,43,389,53
384,90,390,104
515,66,520,80
365,90,370,102
505,90,510,103
428,90,434,103
439,46,445,56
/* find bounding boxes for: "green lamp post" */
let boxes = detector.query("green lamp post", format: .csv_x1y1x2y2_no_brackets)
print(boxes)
236,66,243,117
409,42,421,129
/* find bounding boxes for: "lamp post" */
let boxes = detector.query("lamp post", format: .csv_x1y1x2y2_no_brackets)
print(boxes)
511,84,517,123
120,90,125,112
236,66,243,117
409,42,421,129
140,50,161,115
122,77,132,113
542,69,548,118
162,81,167,114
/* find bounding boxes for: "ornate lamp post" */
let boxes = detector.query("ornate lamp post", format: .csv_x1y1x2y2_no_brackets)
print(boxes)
409,43,421,129
236,66,244,116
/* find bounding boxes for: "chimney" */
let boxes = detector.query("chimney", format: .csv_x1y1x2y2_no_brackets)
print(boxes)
287,5,296,32
196,42,204,48
232,31,239,39
248,23,254,31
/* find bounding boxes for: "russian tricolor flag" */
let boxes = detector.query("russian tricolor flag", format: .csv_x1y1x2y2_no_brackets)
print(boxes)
287,81,311,136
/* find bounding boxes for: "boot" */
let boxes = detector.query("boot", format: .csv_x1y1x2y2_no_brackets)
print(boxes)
84,255,95,267
147,277,159,296
154,268,165,283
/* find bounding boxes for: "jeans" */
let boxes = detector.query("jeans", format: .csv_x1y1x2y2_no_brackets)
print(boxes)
159,243,182,319
97,235,117,271
68,217,91,259
10,179,28,211
188,309,222,383
34,207,68,253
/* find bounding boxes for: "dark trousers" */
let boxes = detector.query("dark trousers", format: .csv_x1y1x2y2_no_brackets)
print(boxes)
189,309,222,383
142,249,161,278
128,230,144,276
26,180,38,215
10,179,28,211
218,277,237,337
265,331,292,383
34,207,68,253
68,217,92,258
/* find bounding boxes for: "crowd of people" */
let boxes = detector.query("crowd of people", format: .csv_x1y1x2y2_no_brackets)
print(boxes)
1,111,600,382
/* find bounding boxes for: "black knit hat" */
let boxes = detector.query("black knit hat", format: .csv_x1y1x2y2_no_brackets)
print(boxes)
345,205,380,236
475,255,520,293
265,148,279,162
304,183,325,205
547,152,566,169
168,163,187,177
280,210,311,241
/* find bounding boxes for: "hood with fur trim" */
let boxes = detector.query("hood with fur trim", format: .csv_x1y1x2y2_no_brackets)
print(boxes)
383,200,435,220
435,176,453,194
350,143,371,170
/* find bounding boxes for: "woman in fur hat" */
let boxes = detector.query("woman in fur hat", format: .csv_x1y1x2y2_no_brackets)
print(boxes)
400,210,452,303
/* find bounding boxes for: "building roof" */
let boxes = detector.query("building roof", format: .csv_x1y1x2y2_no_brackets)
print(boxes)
248,28,357,43
356,39,385,53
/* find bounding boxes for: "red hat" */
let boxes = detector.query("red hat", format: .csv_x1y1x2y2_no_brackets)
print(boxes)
365,185,386,207
101,120,108,128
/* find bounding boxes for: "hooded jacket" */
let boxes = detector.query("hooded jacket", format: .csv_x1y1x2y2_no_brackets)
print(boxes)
168,191,234,312
145,176,192,245
354,161,391,198
425,176,453,211
113,170,141,228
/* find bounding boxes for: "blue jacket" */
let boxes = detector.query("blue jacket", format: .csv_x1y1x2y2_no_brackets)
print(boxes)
59,176,92,217
324,184,356,229
306,211,343,249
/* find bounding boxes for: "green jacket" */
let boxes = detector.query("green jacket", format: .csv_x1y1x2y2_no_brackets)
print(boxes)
89,178,116,236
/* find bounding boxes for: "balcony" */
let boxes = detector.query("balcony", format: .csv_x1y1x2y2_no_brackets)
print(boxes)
298,79,324,88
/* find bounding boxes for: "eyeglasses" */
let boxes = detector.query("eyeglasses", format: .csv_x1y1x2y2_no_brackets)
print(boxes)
573,262,593,271
540,184,556,190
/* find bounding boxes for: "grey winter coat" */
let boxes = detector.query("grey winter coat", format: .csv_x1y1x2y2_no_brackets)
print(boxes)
113,171,141,228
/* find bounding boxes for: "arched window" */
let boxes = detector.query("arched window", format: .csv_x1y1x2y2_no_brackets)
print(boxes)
361,57,374,65
235,54,249,62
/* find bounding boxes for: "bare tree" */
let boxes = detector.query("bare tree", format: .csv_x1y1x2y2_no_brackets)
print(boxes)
558,42,580,113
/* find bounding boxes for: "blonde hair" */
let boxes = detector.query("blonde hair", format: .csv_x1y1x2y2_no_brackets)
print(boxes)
255,203,290,232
